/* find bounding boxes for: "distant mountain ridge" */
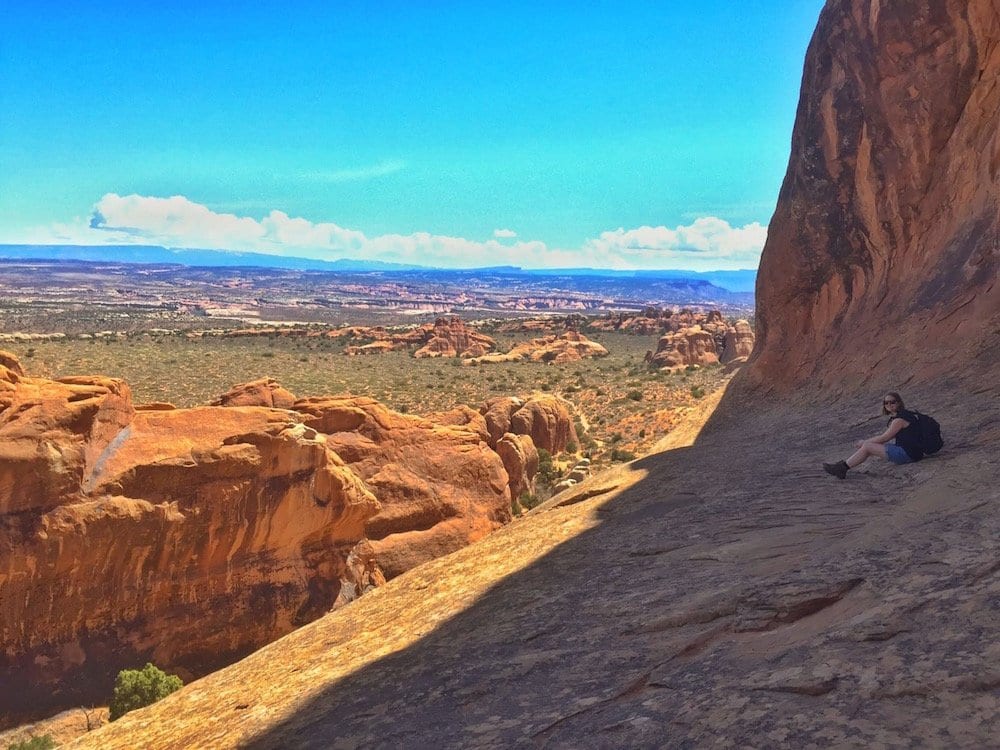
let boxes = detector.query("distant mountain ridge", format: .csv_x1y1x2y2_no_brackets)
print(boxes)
0,244,757,292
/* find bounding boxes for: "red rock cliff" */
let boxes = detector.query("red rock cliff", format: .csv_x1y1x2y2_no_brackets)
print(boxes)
749,0,999,390
0,357,513,723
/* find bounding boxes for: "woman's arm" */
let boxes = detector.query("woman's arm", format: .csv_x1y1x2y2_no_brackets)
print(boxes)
870,417,910,444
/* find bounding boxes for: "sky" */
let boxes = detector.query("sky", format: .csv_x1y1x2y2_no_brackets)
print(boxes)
0,1,825,271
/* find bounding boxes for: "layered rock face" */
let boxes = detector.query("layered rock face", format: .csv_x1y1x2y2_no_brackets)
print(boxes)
0,354,380,718
0,355,516,721
749,0,1000,389
293,396,512,578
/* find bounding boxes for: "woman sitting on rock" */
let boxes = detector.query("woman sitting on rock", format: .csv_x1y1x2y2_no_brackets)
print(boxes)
823,392,923,479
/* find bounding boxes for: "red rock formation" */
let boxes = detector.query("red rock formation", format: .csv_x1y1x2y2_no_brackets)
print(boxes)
495,432,539,500
292,396,511,578
0,364,380,719
0,357,134,515
0,358,520,721
479,395,578,455
748,0,1000,390
508,395,579,455
211,377,297,408
646,326,720,369
721,319,755,363
339,317,497,358
413,317,497,359
465,330,608,365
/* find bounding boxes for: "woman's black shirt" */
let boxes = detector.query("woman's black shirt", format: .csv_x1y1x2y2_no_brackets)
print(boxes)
891,409,924,461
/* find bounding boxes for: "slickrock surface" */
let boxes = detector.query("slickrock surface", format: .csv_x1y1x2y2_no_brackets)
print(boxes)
464,330,608,365
70,374,1000,749
750,0,1000,391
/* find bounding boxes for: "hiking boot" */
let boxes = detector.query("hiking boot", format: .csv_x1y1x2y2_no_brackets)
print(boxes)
823,460,849,480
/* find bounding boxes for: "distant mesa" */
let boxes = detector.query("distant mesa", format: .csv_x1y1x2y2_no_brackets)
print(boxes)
0,351,576,720
464,330,609,365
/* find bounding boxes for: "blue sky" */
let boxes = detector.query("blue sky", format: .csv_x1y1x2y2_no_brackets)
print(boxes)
0,1,825,270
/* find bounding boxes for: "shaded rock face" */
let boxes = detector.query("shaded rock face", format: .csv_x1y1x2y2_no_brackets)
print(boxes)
211,377,297,408
647,326,720,369
749,0,1000,390
293,396,512,579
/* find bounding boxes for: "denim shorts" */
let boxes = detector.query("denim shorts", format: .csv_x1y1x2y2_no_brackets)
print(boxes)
886,444,914,465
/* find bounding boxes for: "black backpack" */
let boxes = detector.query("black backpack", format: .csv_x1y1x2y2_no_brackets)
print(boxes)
912,411,944,455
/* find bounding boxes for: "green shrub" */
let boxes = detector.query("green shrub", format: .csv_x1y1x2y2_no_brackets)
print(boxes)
109,663,183,721
536,449,558,487
564,441,578,454
690,385,705,399
8,736,55,750
626,390,643,401
610,448,636,462
519,492,542,511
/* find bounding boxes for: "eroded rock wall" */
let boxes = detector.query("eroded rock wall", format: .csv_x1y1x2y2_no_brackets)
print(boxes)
749,0,1000,390
0,357,515,722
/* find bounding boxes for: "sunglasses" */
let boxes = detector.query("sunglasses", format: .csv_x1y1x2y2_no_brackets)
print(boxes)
883,399,898,405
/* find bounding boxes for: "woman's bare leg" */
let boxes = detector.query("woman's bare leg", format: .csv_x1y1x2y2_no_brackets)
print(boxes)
846,440,888,468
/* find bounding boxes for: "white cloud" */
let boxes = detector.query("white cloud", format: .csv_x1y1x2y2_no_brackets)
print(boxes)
24,193,766,271
301,160,405,183
583,218,768,270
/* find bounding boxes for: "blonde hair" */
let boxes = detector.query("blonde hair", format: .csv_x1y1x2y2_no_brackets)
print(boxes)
882,391,905,415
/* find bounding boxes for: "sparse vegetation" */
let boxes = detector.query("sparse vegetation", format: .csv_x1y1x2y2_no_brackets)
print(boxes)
8,736,55,750
7,328,729,466
109,663,183,721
